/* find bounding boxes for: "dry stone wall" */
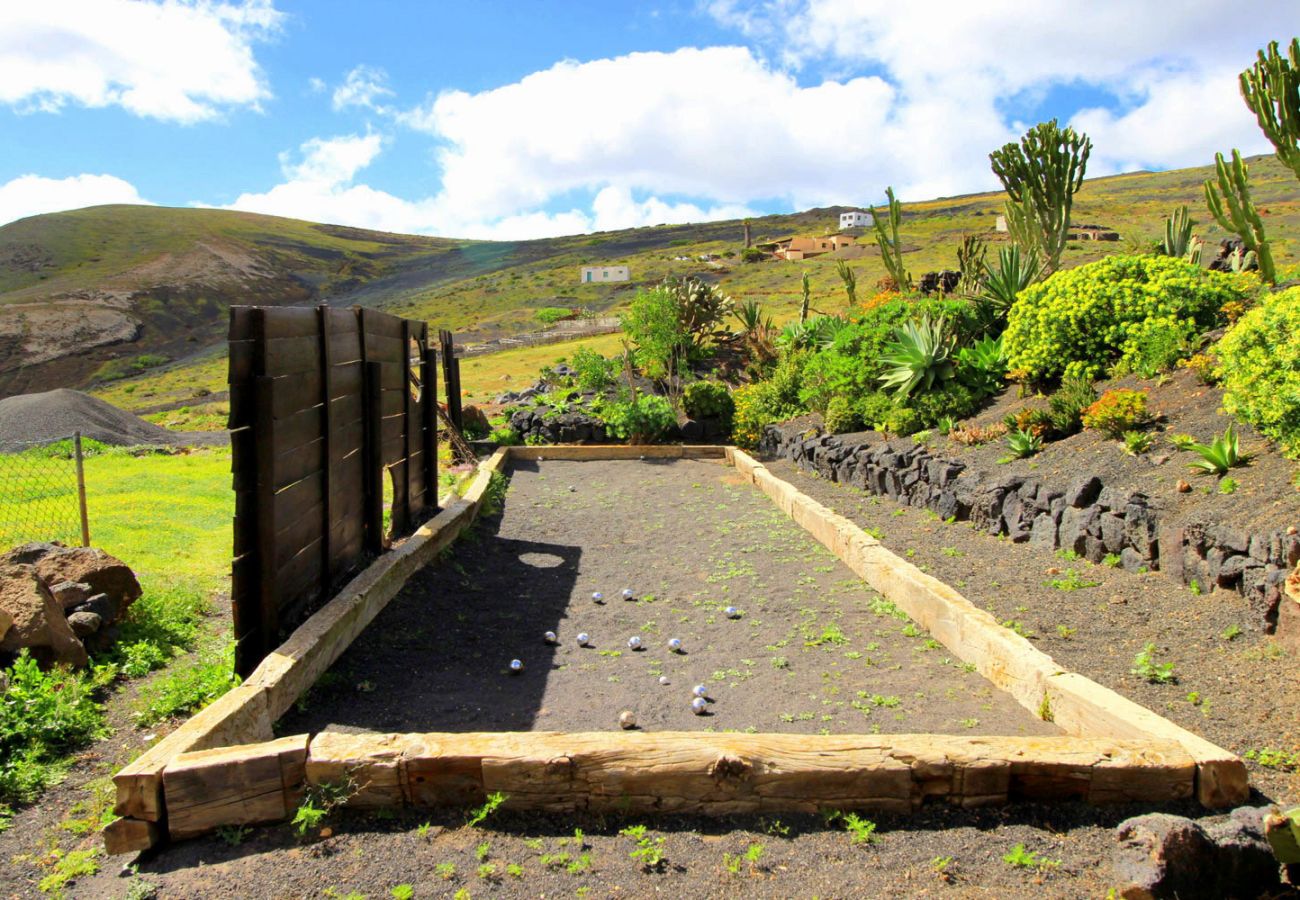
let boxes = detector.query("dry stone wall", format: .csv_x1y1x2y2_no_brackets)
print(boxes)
761,424,1298,632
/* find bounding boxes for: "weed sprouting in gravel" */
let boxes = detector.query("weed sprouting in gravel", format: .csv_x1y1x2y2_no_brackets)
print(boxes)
1130,644,1176,684
1048,569,1100,591
466,791,507,827
1002,843,1059,871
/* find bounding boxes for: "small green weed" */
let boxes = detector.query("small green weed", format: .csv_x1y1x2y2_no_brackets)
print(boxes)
1130,644,1176,684
1048,569,1100,591
391,886,414,900
620,824,667,871
1244,748,1299,771
1002,843,1059,871
466,791,507,827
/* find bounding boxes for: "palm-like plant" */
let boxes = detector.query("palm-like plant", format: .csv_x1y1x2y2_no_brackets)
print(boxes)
778,315,847,351
955,334,1007,398
1186,425,1247,475
878,315,955,398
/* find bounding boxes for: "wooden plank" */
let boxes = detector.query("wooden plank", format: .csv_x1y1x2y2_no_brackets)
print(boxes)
113,683,273,821
357,307,406,339
421,347,438,518
263,335,322,377
163,735,309,840
261,306,325,340
103,817,161,856
272,437,324,492
363,360,385,553
306,731,1195,816
727,448,1249,809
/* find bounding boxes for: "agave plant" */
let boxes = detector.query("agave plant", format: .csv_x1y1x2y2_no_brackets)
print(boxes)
732,299,777,366
878,315,955,398
778,315,847,351
974,245,1042,331
999,427,1043,462
1186,424,1246,475
955,334,1007,398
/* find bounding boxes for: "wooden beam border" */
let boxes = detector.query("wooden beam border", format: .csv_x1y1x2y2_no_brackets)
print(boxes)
108,444,1242,854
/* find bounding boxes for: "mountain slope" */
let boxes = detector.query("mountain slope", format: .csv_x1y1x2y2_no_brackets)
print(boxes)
2,155,1297,400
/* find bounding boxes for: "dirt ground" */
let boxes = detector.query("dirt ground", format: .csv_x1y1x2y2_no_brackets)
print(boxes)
9,456,1297,899
280,458,1052,738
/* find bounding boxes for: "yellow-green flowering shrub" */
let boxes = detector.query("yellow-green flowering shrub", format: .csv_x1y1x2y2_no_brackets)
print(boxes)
1217,285,1300,457
1004,255,1245,381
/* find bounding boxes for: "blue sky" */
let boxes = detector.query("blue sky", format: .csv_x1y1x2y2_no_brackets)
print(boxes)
0,1,1291,238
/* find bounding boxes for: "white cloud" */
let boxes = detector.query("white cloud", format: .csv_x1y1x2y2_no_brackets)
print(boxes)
0,173,151,225
0,0,281,123
332,65,393,112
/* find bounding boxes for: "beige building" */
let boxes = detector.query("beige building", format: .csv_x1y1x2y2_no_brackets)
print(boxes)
766,232,858,260
580,265,630,283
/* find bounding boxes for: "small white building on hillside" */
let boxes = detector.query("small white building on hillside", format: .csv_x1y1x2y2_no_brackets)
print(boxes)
580,265,630,284
839,210,873,230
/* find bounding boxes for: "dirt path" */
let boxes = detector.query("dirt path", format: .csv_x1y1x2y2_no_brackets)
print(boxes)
281,458,1052,738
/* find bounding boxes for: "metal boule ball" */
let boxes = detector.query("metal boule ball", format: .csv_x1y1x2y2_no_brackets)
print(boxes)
627,635,643,650
619,710,637,730
724,606,741,619
691,697,707,715
658,675,670,685
692,684,707,698
577,632,590,646
622,588,635,600
667,637,683,652
509,659,523,673
544,631,557,644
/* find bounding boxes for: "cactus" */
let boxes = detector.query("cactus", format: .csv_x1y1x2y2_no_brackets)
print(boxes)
989,120,1091,273
870,186,912,291
1186,238,1203,268
1228,246,1258,274
799,270,812,323
957,234,988,294
1240,38,1300,180
1161,205,1195,258
834,259,857,308
1204,150,1276,284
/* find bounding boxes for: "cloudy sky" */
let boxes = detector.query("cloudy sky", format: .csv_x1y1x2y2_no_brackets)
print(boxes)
0,0,1291,239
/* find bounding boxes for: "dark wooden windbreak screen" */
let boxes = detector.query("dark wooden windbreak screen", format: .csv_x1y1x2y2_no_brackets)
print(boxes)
228,305,438,677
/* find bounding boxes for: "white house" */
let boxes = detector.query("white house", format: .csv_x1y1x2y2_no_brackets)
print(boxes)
995,215,1008,233
580,265,630,284
839,210,873,230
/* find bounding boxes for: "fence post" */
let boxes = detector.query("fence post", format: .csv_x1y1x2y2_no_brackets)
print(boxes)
422,347,438,511
74,431,90,548
317,305,334,602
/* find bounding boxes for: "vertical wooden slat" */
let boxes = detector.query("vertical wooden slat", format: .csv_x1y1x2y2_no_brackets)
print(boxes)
253,372,280,661
422,345,438,514
317,305,334,599
363,360,385,555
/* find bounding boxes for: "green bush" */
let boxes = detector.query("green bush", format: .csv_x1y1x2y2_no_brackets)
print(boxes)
489,426,522,446
683,381,734,424
535,307,575,325
600,394,677,443
1218,285,1300,456
732,354,806,449
570,346,620,392
1081,389,1150,439
823,396,860,434
1004,255,1244,381
909,382,980,425
0,652,107,807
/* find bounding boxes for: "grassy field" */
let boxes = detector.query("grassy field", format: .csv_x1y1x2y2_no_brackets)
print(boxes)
0,444,235,823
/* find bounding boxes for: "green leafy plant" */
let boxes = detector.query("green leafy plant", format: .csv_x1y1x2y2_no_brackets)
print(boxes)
1131,643,1176,684
1205,149,1276,284
731,353,806,449
989,119,1092,272
999,428,1042,462
957,233,988,295
1170,433,1197,451
1186,425,1246,475
955,335,1007,398
1081,389,1150,439
1217,286,1300,457
1218,476,1239,494
870,186,912,290
535,306,576,325
1244,748,1299,771
1004,255,1243,382
1002,843,1059,871
292,777,355,836
1123,430,1153,455
600,394,676,443
621,824,667,870
683,380,735,427
1049,569,1101,591
878,315,955,398
466,791,507,827
841,812,879,846
391,885,415,900
569,346,620,392
823,395,860,435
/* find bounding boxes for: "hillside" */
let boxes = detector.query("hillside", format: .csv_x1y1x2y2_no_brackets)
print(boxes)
3,155,1297,405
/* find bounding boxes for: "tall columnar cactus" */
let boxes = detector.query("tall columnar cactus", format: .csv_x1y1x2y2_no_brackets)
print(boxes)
1204,149,1277,285
1240,38,1300,180
870,186,912,290
799,270,812,323
989,119,1092,273
835,259,857,308
1161,205,1195,259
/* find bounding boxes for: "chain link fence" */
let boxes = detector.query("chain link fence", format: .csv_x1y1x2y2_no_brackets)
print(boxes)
0,433,90,549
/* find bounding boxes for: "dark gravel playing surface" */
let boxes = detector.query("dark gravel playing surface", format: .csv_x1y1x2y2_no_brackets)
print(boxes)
281,457,1055,738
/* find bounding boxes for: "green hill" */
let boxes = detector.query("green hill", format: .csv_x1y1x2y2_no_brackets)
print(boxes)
3,155,1297,404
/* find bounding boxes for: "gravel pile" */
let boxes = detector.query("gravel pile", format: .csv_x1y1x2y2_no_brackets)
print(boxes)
0,389,227,452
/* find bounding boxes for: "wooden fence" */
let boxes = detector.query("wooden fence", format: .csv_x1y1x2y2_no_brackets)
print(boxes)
229,305,438,677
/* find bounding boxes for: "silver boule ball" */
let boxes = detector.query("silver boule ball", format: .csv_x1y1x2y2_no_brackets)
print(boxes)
691,696,708,715
544,631,557,644
627,635,642,650
592,591,604,603
667,637,683,652
577,632,590,646
569,485,576,492
622,588,635,600
618,710,637,730
509,659,523,673
692,684,707,698
724,606,741,619
658,675,670,685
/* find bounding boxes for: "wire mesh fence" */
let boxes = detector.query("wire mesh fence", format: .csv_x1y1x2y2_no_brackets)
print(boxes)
0,433,90,549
